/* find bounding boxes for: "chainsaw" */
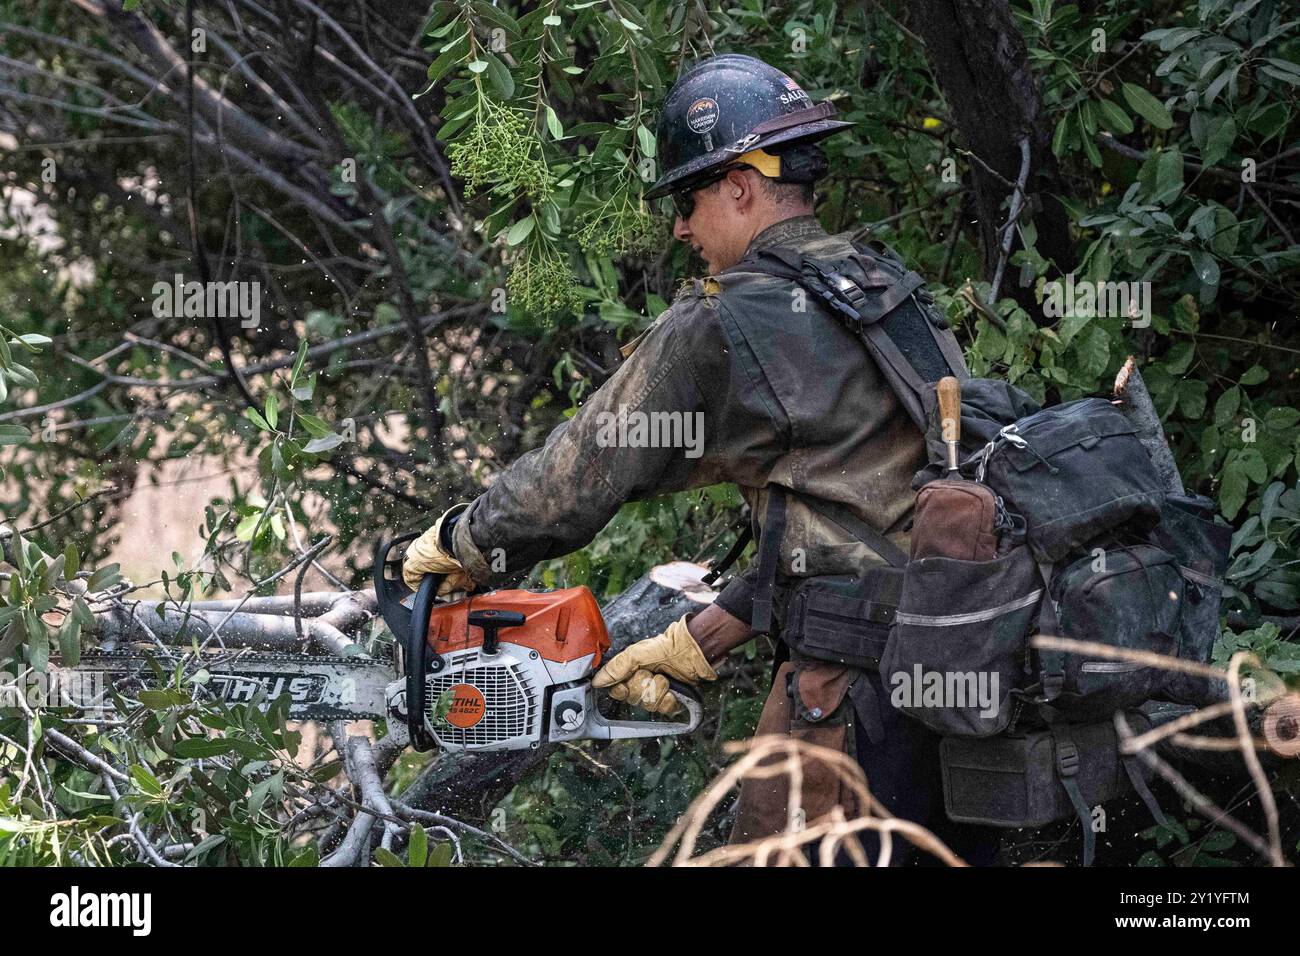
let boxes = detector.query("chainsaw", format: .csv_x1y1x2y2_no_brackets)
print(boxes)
47,533,702,754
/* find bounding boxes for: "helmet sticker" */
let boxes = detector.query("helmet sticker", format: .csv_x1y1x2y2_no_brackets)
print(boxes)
687,97,720,134
779,75,811,107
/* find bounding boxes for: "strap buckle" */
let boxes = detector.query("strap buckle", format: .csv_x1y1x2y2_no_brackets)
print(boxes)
1041,669,1064,701
801,261,877,331
1055,739,1080,777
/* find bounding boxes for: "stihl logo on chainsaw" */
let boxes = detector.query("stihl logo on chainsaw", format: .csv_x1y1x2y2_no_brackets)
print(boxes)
209,672,328,705
443,683,486,729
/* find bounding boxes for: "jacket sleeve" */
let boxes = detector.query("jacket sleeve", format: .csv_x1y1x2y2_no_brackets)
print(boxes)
713,562,760,626
450,299,727,585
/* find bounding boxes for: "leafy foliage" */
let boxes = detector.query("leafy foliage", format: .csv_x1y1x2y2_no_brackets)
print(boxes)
1,0,1298,865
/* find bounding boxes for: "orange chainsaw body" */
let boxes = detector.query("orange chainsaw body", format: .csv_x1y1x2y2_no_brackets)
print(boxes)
425,586,611,666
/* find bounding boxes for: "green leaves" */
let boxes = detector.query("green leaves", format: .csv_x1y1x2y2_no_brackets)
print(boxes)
506,216,536,246
1122,82,1174,129
1096,98,1134,135
0,424,30,445
174,738,239,760
245,406,271,431
86,563,121,592
302,434,344,454
544,105,564,141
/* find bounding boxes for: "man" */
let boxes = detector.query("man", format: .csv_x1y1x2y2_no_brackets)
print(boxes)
404,53,1000,864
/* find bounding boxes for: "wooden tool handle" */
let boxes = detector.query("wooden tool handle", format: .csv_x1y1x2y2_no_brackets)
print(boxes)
937,376,962,445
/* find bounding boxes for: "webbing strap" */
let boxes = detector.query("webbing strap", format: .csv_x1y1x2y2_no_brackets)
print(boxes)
1052,726,1097,867
702,524,753,586
1122,754,1170,829
847,671,886,745
1035,560,1064,702
751,490,788,634
786,488,909,568
858,321,930,431
750,485,906,634
930,320,970,385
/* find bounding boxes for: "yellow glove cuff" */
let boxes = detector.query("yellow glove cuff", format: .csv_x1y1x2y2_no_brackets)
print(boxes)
402,506,476,594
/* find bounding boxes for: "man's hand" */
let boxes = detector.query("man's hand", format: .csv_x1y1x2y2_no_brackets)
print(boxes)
591,613,718,716
402,505,476,596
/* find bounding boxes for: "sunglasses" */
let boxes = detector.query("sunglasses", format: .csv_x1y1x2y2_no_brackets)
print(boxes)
670,166,743,219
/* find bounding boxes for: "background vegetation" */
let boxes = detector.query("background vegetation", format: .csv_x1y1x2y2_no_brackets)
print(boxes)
0,0,1297,865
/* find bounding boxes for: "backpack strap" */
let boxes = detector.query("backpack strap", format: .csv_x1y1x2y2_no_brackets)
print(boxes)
1034,559,1065,703
786,488,909,568
847,669,886,745
1051,725,1097,867
1121,753,1171,830
733,245,967,433
750,485,908,634
751,489,788,634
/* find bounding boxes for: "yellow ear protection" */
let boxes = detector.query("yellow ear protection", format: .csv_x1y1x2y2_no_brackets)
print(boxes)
734,147,783,178
729,143,829,184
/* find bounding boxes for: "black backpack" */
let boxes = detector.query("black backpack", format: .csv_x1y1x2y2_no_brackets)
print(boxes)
728,242,1231,864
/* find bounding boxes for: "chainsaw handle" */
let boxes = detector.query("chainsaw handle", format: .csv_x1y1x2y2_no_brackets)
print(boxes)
404,572,445,751
587,679,703,740
373,531,421,647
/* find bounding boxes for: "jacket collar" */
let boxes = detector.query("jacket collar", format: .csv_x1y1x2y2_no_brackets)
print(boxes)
743,214,827,258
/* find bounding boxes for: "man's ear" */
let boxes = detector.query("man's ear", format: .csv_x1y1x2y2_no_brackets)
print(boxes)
724,167,753,205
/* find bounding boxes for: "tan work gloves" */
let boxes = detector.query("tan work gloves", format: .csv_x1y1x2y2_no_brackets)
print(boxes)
402,505,476,596
592,614,716,716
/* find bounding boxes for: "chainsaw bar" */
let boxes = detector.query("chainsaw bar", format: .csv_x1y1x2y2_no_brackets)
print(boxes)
53,650,395,721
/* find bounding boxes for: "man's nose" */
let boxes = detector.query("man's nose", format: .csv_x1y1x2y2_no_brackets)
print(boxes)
672,216,692,241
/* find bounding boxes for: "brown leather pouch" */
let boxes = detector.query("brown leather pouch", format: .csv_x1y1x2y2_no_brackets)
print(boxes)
730,661,861,844
909,479,998,562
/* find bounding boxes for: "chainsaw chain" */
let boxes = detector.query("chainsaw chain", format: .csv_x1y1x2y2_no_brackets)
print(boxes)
60,650,396,721
69,649,394,668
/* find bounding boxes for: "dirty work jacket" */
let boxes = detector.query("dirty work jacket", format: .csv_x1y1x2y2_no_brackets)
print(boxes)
450,214,927,624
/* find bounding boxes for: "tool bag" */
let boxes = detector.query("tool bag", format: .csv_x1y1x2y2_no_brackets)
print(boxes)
726,241,1231,849
939,703,1188,865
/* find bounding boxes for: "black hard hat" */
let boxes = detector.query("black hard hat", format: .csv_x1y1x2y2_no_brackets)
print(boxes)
644,54,852,201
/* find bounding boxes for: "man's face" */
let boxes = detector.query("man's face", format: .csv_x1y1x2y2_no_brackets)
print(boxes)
671,168,757,274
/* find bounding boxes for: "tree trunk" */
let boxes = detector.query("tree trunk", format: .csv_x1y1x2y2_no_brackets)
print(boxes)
903,0,1073,308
